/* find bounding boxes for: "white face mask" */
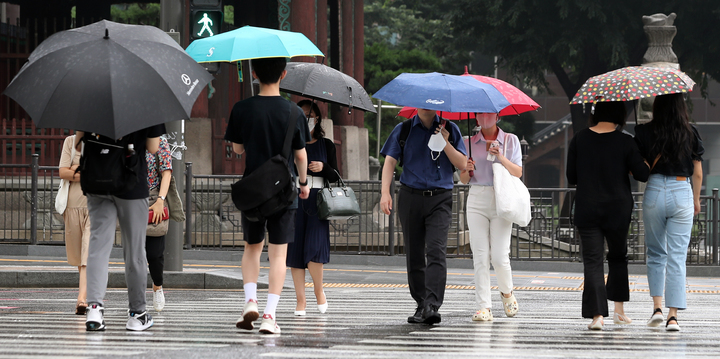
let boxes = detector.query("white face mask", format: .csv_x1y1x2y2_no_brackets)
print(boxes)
476,113,498,129
307,117,316,132
428,132,446,159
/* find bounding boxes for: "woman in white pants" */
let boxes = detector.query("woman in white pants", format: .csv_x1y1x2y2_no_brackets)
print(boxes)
459,113,522,321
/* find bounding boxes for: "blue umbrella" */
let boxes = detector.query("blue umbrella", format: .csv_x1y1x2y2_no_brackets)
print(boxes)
185,25,324,63
373,72,510,113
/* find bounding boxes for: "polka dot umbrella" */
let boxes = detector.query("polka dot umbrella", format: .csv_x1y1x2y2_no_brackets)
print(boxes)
570,66,695,104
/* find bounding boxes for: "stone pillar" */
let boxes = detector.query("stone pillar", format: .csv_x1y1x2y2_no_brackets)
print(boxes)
339,125,369,180
637,13,679,123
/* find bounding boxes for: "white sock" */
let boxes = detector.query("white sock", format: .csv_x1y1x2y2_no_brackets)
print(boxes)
243,283,257,303
264,294,280,317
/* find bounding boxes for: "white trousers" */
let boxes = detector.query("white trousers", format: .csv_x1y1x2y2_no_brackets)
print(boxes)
466,185,514,309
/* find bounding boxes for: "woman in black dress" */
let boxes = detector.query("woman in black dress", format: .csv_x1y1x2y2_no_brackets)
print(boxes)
567,101,649,330
287,100,339,316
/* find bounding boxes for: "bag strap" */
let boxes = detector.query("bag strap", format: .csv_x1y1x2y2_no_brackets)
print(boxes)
281,103,299,160
324,169,347,189
397,119,412,166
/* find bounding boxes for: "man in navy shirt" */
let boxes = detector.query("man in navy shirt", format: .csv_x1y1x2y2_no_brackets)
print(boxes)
380,109,467,324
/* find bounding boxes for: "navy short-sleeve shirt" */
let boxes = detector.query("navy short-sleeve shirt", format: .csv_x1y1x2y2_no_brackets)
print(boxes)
381,115,466,190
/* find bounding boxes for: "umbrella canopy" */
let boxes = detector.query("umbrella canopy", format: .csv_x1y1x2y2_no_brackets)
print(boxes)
373,72,511,113
280,62,376,113
570,66,695,104
398,67,540,118
185,25,324,63
3,20,213,139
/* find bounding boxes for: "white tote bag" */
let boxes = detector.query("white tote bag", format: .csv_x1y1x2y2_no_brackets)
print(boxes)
54,136,76,215
492,134,531,227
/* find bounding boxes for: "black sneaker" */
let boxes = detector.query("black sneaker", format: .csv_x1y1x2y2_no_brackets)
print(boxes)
126,310,154,331
408,306,423,323
422,304,441,325
86,304,106,331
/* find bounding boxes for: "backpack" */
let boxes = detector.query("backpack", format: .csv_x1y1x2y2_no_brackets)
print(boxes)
231,104,299,222
78,133,140,195
397,118,454,167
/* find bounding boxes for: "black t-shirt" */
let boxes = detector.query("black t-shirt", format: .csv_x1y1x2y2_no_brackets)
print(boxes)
634,123,704,177
567,129,649,229
224,96,310,176
115,124,166,200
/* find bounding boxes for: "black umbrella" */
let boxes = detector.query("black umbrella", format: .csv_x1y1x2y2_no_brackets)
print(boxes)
280,62,376,113
3,20,213,139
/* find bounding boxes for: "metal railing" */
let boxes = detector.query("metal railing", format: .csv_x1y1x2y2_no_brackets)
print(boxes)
2,156,718,266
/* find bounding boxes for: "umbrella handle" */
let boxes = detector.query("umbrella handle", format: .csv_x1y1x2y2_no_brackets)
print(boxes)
468,156,474,178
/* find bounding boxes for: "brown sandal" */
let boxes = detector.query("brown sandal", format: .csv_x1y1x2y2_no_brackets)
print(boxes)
75,301,88,315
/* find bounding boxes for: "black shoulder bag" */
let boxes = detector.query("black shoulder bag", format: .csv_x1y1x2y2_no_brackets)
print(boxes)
231,105,298,222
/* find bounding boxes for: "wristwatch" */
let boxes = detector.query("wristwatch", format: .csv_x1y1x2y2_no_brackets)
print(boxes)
158,195,166,201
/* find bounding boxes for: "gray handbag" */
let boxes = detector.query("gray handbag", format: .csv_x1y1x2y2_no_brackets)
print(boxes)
316,171,361,220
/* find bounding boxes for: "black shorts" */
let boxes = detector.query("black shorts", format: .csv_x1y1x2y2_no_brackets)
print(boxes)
241,208,296,245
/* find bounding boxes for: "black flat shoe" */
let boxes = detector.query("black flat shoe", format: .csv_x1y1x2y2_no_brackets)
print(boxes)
422,304,441,325
407,306,423,323
666,316,680,331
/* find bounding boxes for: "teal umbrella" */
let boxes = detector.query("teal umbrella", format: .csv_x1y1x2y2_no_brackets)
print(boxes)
185,25,324,63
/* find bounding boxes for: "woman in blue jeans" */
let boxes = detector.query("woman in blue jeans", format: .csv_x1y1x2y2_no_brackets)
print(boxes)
634,93,704,332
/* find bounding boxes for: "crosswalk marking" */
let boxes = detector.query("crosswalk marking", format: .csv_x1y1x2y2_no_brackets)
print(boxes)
1,288,719,358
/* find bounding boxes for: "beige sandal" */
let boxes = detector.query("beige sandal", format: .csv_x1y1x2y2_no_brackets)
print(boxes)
472,308,493,321
501,292,518,317
75,301,87,315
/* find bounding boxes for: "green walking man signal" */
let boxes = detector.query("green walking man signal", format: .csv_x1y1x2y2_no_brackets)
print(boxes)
190,0,223,40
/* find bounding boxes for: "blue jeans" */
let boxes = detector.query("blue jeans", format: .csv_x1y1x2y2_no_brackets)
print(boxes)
643,174,693,309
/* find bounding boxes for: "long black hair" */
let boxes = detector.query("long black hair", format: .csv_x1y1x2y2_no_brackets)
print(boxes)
297,100,325,141
649,93,694,164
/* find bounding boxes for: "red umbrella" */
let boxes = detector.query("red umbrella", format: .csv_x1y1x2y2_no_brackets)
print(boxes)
398,66,541,118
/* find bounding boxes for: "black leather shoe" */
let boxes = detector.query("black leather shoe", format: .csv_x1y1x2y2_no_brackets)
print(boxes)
422,304,441,324
407,306,423,323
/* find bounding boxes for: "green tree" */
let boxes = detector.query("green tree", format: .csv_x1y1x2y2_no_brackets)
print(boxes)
444,0,720,131
111,3,161,26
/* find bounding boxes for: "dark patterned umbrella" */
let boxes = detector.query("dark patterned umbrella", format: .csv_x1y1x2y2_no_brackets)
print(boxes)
570,66,695,104
280,62,376,113
4,20,213,139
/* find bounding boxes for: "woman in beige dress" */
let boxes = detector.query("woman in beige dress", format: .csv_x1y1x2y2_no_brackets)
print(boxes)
58,134,91,314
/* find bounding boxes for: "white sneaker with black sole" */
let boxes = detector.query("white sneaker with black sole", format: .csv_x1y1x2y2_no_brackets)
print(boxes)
259,314,281,334
85,304,106,331
153,287,165,312
126,310,154,331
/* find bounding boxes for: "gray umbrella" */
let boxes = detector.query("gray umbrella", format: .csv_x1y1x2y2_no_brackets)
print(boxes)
280,62,376,113
3,20,213,139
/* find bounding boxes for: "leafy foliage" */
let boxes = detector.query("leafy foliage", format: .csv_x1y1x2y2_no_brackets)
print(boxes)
110,3,160,26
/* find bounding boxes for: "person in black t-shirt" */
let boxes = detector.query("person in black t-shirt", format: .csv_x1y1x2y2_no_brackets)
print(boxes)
224,57,310,335
634,93,704,332
567,101,649,330
74,124,165,332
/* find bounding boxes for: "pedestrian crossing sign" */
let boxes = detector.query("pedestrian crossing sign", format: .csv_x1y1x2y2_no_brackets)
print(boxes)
191,10,222,39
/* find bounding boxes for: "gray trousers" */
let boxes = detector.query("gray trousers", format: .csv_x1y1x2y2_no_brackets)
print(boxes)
86,194,149,313
397,188,452,308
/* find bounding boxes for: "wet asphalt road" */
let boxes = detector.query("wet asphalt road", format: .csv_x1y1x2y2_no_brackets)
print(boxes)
1,285,719,358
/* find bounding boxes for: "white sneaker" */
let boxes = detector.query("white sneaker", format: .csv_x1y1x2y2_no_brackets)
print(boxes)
153,287,165,312
666,317,680,332
126,310,154,331
236,299,259,330
294,310,306,316
259,313,281,334
85,304,106,331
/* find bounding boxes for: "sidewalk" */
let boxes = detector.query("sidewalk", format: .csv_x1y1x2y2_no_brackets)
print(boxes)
1,245,720,293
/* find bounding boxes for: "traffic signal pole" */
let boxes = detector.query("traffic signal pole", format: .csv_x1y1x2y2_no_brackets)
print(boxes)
160,0,185,272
